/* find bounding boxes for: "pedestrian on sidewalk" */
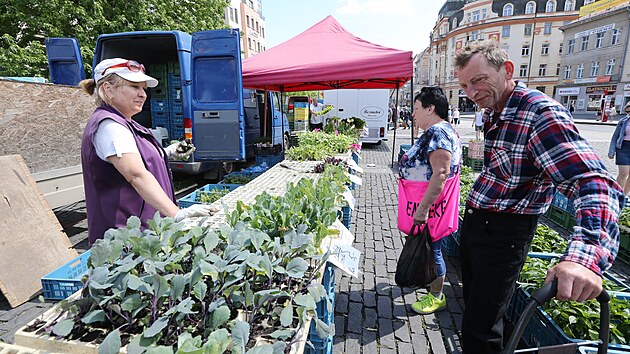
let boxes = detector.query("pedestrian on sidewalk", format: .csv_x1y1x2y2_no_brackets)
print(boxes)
455,40,624,354
607,104,618,123
79,58,216,245
472,106,484,140
452,107,461,125
608,102,630,196
398,86,462,315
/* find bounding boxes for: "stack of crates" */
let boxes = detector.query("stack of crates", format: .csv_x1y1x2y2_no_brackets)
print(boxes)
148,62,183,145
545,191,576,232
293,102,309,131
464,140,484,171
305,263,335,354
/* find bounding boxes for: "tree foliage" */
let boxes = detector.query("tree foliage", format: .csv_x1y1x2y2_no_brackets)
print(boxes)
0,0,229,77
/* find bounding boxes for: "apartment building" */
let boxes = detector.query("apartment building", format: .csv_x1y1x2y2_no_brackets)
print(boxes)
225,0,267,58
556,2,630,115
427,0,584,110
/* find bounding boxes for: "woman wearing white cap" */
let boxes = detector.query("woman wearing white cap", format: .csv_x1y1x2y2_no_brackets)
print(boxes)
79,58,215,245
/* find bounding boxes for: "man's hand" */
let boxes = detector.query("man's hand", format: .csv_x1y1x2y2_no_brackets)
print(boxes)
174,204,219,222
165,139,196,161
412,207,428,225
545,261,603,302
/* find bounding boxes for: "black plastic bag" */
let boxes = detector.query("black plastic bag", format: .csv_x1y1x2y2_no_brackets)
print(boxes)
395,225,437,288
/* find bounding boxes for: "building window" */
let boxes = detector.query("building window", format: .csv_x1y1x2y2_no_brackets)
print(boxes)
261,27,265,38
502,25,511,37
576,63,584,78
248,38,251,49
612,28,621,45
467,13,471,23
563,65,571,79
556,63,561,76
544,22,552,34
520,64,528,77
471,30,480,41
473,10,480,22
596,32,604,48
591,61,599,77
482,8,487,19
453,18,458,28
568,39,575,53
581,36,589,51
546,0,556,12
524,24,533,36
606,58,615,75
559,42,563,54
522,44,530,56
537,86,546,93
235,9,239,23
503,3,513,16
541,43,549,55
526,2,536,14
564,0,574,11
539,64,547,76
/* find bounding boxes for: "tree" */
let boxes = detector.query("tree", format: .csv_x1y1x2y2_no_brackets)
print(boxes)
0,0,228,77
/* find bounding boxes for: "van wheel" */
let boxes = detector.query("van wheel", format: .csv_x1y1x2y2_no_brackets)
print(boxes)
283,134,290,150
223,162,235,175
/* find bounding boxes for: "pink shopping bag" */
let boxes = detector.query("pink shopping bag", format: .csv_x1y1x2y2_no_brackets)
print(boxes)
397,174,461,241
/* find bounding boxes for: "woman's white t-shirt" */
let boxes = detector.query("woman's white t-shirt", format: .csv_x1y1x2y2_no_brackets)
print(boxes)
92,119,139,162
474,112,484,126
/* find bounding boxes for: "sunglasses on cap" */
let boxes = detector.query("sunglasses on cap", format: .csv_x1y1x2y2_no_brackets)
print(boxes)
101,60,146,76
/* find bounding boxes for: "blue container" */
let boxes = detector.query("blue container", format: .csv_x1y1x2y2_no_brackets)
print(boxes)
168,73,182,88
171,125,184,140
337,206,352,229
305,263,335,354
255,153,284,167
171,99,183,114
171,112,184,126
41,250,92,300
178,183,241,208
352,151,359,164
150,99,169,112
151,111,170,129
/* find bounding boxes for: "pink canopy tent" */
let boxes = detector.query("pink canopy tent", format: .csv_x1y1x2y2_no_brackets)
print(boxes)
242,15,413,91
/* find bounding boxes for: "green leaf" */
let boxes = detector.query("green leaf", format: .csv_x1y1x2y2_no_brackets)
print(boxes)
193,281,207,301
280,303,293,327
52,319,74,337
128,274,153,293
269,329,294,340
204,231,220,253
98,329,122,354
210,306,231,330
246,346,274,354
294,294,317,310
206,328,230,353
286,257,308,278
231,320,250,354
144,317,169,338
171,274,186,300
199,260,219,281
121,293,143,313
81,309,105,324
146,347,174,354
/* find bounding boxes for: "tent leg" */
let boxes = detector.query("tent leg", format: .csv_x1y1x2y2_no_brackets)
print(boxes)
280,89,285,151
410,77,414,144
391,88,400,168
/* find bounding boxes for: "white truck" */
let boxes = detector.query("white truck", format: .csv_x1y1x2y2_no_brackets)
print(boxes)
323,89,389,144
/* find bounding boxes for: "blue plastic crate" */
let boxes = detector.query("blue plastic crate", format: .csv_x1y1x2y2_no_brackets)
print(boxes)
255,152,284,167
178,184,241,208
352,151,359,164
150,99,169,112
442,230,460,257
171,112,184,126
168,73,182,88
306,263,335,354
41,250,92,300
219,171,262,185
170,125,184,140
171,99,183,114
151,86,168,99
151,111,170,129
337,206,352,229
169,86,182,100
305,323,333,354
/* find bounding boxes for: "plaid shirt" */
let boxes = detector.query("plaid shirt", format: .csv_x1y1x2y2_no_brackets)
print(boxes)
469,82,624,275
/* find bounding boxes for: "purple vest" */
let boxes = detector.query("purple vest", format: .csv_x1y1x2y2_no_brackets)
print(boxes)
81,105,175,245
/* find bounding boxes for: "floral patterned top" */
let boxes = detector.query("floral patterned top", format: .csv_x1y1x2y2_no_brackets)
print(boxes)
398,121,461,182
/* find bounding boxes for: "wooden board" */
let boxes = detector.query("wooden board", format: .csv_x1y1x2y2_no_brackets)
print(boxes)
0,155,77,307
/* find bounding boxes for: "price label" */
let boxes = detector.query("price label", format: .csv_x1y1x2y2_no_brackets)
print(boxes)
342,190,356,210
346,159,364,174
346,172,363,186
328,243,361,278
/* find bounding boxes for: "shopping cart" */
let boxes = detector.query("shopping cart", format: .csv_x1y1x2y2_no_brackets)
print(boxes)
502,280,611,354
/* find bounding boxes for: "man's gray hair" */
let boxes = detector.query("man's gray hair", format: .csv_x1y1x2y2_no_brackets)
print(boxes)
454,40,509,71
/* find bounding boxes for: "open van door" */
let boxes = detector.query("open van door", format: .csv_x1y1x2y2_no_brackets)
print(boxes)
190,29,245,161
45,38,85,86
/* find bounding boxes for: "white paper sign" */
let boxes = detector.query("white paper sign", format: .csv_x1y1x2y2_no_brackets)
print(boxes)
346,172,363,186
342,190,356,210
346,159,364,174
327,219,355,245
328,243,361,278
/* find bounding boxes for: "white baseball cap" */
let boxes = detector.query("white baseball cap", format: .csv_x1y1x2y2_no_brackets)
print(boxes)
93,58,158,88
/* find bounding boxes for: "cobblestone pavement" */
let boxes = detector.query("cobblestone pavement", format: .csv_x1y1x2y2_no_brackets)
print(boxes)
1,120,628,352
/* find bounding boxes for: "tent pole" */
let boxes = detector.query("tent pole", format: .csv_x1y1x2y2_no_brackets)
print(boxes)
280,89,286,151
410,77,414,145
390,86,400,167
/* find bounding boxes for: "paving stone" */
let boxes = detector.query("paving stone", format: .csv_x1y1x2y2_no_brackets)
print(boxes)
349,283,363,303
363,271,376,290
377,295,393,319
398,341,414,354
335,292,349,314
364,307,378,329
347,302,363,334
363,290,377,308
334,314,346,336
393,319,411,343
361,329,379,354
344,332,361,354
377,318,396,349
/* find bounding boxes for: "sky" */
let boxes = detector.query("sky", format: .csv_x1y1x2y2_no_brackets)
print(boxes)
262,0,445,56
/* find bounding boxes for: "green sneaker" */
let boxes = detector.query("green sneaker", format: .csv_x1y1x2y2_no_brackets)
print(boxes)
411,293,446,315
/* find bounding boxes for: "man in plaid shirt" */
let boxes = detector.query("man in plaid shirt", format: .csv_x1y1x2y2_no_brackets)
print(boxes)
454,40,625,354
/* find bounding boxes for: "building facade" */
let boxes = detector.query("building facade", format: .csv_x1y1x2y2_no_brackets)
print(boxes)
224,0,267,58
556,3,630,116
428,0,586,111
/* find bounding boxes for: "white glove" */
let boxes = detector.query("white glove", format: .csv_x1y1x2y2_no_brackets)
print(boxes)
165,140,196,161
174,204,218,222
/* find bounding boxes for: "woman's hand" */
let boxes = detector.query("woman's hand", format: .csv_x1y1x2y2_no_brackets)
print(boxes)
608,154,614,159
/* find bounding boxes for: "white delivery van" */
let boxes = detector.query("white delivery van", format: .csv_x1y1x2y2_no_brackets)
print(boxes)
323,89,389,144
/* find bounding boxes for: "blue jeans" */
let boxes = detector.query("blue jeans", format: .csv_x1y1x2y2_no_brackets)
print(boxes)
432,237,446,277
